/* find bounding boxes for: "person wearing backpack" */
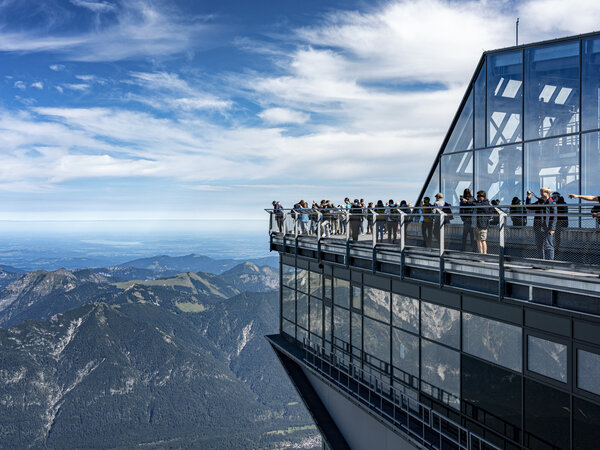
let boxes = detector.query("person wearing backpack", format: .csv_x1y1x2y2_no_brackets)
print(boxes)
421,197,433,247
459,188,476,252
386,199,400,243
474,190,491,254
349,199,364,241
375,200,386,242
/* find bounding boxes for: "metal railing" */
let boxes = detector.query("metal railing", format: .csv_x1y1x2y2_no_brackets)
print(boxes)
303,339,499,450
267,204,600,289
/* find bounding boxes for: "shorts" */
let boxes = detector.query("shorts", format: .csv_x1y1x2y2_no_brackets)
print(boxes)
475,227,488,241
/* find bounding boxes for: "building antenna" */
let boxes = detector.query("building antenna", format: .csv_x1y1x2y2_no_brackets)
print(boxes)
516,18,519,46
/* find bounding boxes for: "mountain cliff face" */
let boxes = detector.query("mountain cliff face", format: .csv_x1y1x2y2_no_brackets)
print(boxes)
0,259,317,448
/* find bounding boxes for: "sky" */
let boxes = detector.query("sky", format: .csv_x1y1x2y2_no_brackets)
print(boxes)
1,0,600,226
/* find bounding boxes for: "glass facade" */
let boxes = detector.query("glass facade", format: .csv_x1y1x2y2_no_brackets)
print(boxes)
422,35,600,206
279,259,600,449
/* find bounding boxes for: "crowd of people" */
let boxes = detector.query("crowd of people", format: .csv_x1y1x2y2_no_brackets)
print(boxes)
271,190,600,261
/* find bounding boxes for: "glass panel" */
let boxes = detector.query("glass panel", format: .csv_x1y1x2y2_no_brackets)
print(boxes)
488,50,523,146
574,396,600,449
582,132,600,198
475,145,522,204
392,328,419,379
297,292,308,330
333,278,350,308
444,90,474,153
297,327,307,345
577,349,600,395
281,286,295,323
310,297,323,337
363,286,390,323
524,135,579,201
310,333,323,349
422,165,440,204
391,294,419,334
462,355,522,442
310,271,322,298
462,313,522,372
527,335,567,382
333,305,350,345
352,312,362,352
282,264,295,288
524,42,580,140
524,378,570,450
324,305,332,342
282,319,295,338
474,61,486,149
297,268,309,294
352,285,362,310
324,276,332,299
364,316,390,364
421,302,460,349
421,340,460,409
441,151,473,206
582,37,600,131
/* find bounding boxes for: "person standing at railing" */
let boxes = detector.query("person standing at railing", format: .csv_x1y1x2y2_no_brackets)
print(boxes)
375,200,386,242
510,197,525,226
459,189,476,252
273,201,284,232
433,193,452,245
349,199,363,241
386,199,400,243
299,201,310,234
421,197,433,247
359,199,366,235
526,187,556,260
568,194,600,227
366,202,374,234
310,202,319,235
474,191,492,254
553,193,568,258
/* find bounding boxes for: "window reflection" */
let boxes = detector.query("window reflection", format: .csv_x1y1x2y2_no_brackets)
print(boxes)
488,50,523,146
281,286,295,323
282,319,295,338
310,271,322,298
577,349,600,395
310,297,323,337
582,132,600,200
422,165,440,202
364,317,390,364
524,379,570,450
297,292,309,330
574,397,600,449
524,135,579,201
441,151,473,206
324,305,332,342
421,339,460,409
582,37,600,131
392,328,419,380
352,312,362,356
421,302,460,349
297,268,309,294
463,313,522,372
282,264,295,288
364,286,390,323
475,145,522,204
391,294,419,334
525,42,579,140
352,285,362,310
333,305,350,345
527,335,567,382
444,90,474,153
333,278,350,308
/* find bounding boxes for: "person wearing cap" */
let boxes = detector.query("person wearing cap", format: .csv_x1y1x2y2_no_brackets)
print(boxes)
526,187,556,260
474,190,492,254
433,192,452,245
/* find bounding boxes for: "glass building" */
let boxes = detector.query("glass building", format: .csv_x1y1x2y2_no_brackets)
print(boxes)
267,33,600,450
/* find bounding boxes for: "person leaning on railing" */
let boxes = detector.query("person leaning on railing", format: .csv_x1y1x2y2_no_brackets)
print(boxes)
375,200,386,241
569,194,600,226
349,199,364,241
272,201,284,232
459,189,477,252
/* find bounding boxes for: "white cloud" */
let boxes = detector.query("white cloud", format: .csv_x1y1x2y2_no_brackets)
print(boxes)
55,86,64,94
13,80,26,90
259,107,310,125
31,82,44,89
49,64,65,71
63,83,90,91
70,0,116,13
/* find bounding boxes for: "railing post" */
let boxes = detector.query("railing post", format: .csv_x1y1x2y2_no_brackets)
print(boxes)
282,211,287,250
399,211,406,280
438,209,445,287
294,211,298,238
497,208,507,301
345,210,350,268
268,211,274,250
372,211,377,273
317,211,322,263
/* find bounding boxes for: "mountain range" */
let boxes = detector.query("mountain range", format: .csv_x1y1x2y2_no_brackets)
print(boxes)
0,256,318,449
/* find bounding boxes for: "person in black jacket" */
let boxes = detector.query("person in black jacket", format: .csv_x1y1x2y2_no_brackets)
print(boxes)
553,192,568,258
474,190,492,254
459,188,476,252
349,199,364,241
526,187,556,260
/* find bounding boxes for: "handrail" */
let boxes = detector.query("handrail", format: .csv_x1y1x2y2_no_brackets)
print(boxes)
302,340,500,450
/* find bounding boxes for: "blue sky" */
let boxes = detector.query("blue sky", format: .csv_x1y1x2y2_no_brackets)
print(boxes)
0,0,599,225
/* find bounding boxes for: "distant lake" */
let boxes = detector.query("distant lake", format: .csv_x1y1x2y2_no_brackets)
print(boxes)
0,220,270,271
